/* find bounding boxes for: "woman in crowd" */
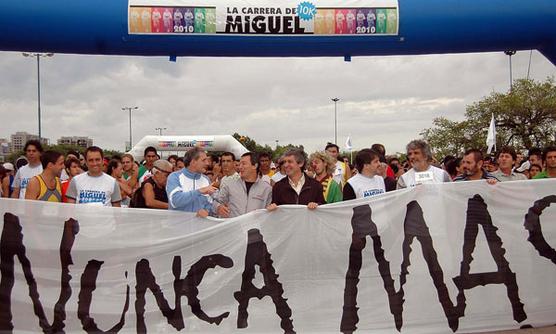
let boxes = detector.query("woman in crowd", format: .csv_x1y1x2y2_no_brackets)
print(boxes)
528,164,543,179
61,156,83,202
107,159,133,207
0,165,7,198
121,153,139,192
1,162,15,198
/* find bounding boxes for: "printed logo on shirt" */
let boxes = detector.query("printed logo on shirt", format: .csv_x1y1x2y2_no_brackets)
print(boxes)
78,190,107,204
363,189,384,197
21,178,31,189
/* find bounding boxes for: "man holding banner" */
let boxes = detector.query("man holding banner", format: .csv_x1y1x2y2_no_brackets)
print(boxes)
455,149,499,182
492,146,527,181
166,147,217,217
66,146,122,207
343,149,385,200
267,149,324,210
213,152,272,218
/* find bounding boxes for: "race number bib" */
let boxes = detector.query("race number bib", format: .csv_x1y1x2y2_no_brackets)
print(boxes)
415,171,434,184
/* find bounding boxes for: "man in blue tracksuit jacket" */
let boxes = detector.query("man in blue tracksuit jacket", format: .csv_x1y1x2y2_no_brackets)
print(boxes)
166,147,217,217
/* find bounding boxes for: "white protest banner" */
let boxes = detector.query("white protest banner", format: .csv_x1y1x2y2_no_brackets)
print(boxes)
1,180,555,333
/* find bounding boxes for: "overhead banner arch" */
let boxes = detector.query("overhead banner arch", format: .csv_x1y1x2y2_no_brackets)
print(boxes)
128,135,249,160
0,0,555,64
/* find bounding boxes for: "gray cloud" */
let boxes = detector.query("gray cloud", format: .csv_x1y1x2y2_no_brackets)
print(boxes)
1,50,555,156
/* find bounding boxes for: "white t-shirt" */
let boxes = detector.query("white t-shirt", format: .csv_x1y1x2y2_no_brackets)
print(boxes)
271,171,286,183
346,173,385,199
66,172,122,206
333,161,347,185
398,165,451,189
13,163,43,199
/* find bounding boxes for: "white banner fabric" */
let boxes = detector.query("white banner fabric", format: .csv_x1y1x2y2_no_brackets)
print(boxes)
1,179,555,333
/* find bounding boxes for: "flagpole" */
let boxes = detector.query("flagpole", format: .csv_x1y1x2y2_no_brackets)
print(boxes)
486,114,496,154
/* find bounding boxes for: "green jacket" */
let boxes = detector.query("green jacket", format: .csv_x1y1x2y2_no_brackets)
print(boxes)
324,177,343,203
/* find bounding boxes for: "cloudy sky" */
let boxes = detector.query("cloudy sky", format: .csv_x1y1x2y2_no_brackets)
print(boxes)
1,50,555,155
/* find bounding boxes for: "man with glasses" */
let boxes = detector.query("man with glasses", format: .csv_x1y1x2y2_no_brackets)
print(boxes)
11,140,44,199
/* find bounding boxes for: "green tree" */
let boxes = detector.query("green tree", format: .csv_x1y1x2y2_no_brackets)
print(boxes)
422,78,556,157
232,133,304,160
273,144,305,160
4,145,124,164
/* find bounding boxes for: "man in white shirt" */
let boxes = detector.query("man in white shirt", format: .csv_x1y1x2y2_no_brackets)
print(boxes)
66,146,122,207
343,149,385,200
397,140,451,189
11,140,43,199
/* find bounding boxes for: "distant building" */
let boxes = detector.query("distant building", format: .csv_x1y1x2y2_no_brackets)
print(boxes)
57,136,93,149
10,132,49,153
0,138,9,162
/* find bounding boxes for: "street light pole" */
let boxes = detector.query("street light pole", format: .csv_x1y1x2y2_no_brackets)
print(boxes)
331,98,340,145
22,52,53,140
36,55,41,140
155,127,167,136
122,106,138,149
504,50,516,91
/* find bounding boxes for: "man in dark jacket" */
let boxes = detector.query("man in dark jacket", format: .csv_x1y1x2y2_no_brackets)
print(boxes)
267,149,324,211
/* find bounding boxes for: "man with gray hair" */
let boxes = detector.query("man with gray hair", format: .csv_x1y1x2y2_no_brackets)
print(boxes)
166,147,217,216
397,139,451,189
267,149,324,210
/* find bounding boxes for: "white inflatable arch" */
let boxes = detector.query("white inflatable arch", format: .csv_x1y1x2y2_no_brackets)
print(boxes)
127,135,249,161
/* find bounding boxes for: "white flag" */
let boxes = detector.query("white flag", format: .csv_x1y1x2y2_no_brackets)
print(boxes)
486,114,496,154
345,136,352,151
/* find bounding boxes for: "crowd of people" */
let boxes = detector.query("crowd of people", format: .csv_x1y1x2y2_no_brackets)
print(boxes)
0,139,555,218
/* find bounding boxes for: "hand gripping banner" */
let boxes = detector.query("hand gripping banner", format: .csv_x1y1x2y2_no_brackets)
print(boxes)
1,180,555,333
